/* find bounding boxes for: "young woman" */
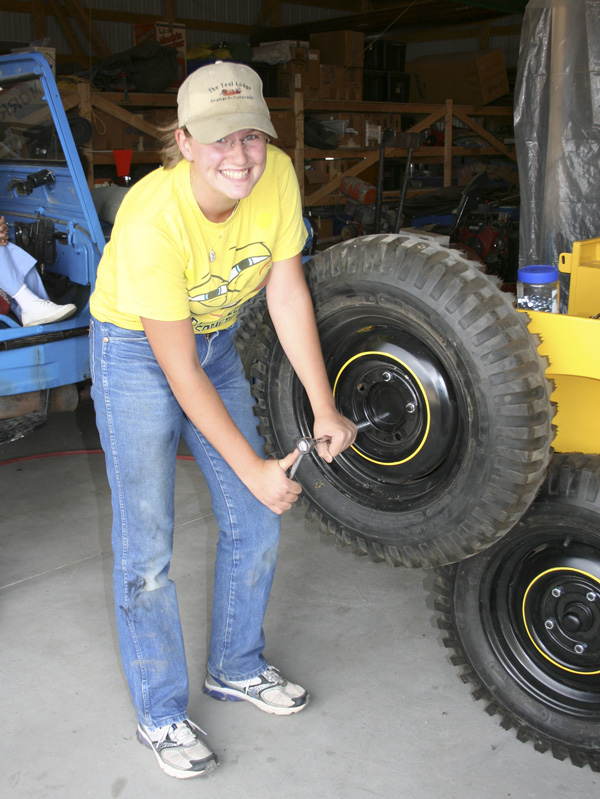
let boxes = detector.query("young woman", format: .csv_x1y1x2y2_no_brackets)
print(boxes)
89,61,355,780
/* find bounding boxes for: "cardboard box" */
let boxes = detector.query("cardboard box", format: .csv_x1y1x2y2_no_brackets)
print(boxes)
364,40,406,72
363,70,410,102
407,49,509,106
310,31,364,69
277,48,320,99
320,64,362,102
320,65,344,100
11,46,56,75
133,22,187,89
343,68,362,102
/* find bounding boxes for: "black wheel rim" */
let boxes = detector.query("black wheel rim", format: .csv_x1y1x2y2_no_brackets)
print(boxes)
289,304,467,513
479,528,600,718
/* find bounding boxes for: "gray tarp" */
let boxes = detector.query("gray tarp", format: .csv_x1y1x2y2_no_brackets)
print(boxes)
515,0,600,273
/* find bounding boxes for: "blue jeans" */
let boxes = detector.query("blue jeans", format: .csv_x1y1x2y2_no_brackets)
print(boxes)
90,318,280,729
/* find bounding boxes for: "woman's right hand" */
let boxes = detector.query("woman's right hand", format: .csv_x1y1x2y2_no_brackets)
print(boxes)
0,216,8,245
242,450,303,515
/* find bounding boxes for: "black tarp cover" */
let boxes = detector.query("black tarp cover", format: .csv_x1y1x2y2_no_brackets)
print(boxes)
514,0,600,268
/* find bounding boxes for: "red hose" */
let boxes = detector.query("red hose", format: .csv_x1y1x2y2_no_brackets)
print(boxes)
0,450,195,466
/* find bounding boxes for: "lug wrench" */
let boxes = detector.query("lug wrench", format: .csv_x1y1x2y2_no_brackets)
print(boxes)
287,436,330,480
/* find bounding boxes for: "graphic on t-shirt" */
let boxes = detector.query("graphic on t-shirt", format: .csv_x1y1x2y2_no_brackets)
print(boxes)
189,241,272,331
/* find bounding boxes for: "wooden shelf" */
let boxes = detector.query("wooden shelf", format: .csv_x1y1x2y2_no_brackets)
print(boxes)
61,86,515,205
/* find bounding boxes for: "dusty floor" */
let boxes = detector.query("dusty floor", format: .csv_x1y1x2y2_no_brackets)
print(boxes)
1,402,597,798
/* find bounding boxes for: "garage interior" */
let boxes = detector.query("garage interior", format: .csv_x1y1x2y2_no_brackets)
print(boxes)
2,1,600,797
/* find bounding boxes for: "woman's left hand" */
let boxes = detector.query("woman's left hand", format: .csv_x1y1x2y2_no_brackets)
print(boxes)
313,409,357,462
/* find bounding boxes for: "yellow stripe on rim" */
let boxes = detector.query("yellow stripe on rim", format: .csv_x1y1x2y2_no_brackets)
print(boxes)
522,567,600,675
333,351,431,466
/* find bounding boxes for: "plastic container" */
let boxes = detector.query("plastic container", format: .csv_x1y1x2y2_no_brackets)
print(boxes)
517,265,559,313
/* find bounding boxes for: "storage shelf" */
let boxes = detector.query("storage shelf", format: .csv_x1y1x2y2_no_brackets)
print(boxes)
62,86,515,206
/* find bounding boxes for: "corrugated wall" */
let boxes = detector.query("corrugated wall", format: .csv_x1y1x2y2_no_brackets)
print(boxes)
1,2,345,56
1,3,518,66
405,14,523,69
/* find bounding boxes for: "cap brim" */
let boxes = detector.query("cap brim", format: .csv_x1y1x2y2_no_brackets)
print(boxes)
185,113,278,144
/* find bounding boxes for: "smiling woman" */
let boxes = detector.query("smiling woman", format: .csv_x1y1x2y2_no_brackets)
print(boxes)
87,60,356,780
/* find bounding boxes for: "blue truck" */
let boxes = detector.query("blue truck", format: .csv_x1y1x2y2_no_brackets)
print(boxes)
0,51,105,443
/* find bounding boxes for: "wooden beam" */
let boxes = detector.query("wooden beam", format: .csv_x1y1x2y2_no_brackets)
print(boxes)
4,0,253,36
31,0,46,40
46,0,88,66
62,0,111,59
444,99,453,187
92,94,162,140
163,0,176,23
452,108,516,161
257,0,282,27
60,91,80,112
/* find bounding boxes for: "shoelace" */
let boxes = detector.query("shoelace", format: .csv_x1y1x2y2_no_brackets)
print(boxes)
262,666,284,684
156,720,206,747
238,666,285,694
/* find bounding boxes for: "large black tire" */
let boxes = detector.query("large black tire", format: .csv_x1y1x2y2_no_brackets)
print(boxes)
241,234,554,568
435,453,600,771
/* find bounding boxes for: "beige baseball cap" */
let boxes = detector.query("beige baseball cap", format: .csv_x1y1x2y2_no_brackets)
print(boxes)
177,60,277,143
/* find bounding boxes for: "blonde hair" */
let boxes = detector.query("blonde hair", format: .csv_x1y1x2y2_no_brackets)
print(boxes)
159,116,189,169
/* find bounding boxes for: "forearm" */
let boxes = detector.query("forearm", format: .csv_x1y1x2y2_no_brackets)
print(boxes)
266,264,335,416
141,318,260,480
266,255,356,458
177,369,261,478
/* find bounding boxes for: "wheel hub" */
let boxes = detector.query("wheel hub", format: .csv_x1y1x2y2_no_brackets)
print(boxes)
523,567,600,675
331,331,458,479
345,358,426,453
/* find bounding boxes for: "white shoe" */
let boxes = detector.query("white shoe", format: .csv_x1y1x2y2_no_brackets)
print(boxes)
204,665,309,715
136,719,218,779
20,297,77,326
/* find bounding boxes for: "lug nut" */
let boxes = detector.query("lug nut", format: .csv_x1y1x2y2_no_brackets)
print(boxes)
406,403,416,414
574,643,588,654
545,619,555,630
587,592,597,602
552,587,563,598
382,371,392,382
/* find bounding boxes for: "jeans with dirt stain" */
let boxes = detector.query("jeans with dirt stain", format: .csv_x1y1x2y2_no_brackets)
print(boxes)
90,317,280,730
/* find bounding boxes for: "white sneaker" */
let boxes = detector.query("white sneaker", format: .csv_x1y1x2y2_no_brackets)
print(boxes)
204,665,309,715
20,297,77,326
136,719,218,780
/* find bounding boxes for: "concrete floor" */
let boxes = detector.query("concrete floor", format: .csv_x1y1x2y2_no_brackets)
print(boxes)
1,402,598,799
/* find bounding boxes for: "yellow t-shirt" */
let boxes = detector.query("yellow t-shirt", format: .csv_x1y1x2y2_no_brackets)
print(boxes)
90,145,306,333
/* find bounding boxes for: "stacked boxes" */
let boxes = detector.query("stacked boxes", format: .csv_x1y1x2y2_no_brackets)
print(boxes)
276,47,320,99
363,39,409,103
310,31,364,103
252,36,508,107
406,49,509,105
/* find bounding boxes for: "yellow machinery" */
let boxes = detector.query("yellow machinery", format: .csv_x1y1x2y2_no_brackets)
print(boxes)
524,237,600,453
